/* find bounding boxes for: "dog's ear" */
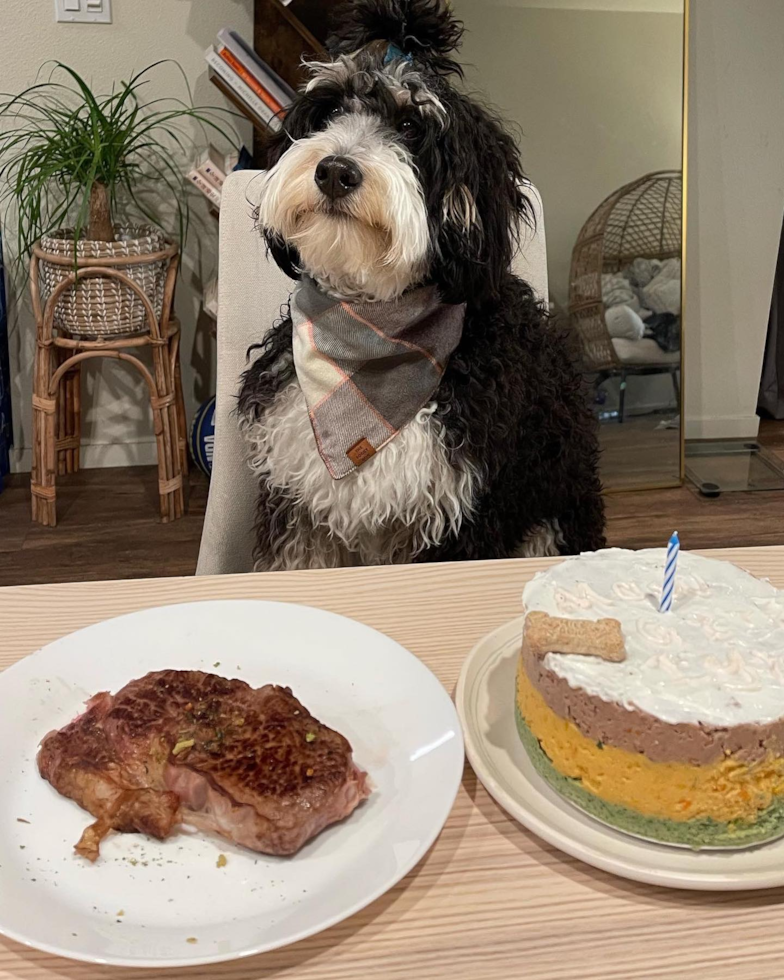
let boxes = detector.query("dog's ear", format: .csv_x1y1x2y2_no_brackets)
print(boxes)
264,232,301,282
430,94,532,306
327,0,464,76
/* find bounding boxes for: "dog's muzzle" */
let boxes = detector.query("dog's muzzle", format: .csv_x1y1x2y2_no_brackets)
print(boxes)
315,155,363,201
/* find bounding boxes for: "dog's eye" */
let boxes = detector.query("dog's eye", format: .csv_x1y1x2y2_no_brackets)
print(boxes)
328,105,344,118
398,117,419,138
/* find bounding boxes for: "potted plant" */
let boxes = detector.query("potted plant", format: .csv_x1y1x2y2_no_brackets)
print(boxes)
0,62,235,337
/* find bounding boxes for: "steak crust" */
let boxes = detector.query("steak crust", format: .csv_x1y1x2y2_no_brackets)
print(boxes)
38,670,370,860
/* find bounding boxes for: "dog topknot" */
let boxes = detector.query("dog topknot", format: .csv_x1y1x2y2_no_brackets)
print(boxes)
326,0,465,75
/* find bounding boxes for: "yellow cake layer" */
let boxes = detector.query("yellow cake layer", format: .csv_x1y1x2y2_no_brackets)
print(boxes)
516,658,784,823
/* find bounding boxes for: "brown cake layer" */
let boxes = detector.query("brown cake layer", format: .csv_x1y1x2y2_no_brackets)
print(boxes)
521,639,784,766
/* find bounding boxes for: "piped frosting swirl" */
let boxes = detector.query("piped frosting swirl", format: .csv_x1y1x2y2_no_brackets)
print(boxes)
523,549,784,726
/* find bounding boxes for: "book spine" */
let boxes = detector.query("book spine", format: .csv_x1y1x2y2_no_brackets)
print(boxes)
209,73,267,132
219,47,284,117
205,48,281,132
250,64,295,110
220,29,296,104
199,161,226,189
187,169,222,208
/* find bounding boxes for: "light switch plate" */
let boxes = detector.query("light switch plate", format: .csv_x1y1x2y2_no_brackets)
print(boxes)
55,0,112,23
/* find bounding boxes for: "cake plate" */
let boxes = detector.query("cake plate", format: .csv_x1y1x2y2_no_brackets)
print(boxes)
456,616,784,891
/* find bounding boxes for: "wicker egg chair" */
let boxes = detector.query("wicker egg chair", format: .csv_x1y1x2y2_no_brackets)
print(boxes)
569,170,682,422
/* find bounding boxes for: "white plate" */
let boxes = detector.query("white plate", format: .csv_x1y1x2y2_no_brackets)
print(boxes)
0,600,464,968
456,616,784,891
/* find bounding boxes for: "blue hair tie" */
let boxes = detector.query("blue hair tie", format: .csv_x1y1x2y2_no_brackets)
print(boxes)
384,43,413,65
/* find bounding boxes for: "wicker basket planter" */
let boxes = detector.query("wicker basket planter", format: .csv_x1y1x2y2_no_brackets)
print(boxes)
29,235,186,528
38,226,167,338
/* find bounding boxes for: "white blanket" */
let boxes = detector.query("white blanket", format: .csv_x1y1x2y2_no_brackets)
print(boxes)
605,304,645,341
601,258,681,328
641,258,681,315
602,273,637,310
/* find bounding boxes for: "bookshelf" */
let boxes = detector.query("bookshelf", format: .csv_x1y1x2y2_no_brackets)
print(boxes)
253,0,328,90
206,0,338,163
200,1,337,331
251,0,339,160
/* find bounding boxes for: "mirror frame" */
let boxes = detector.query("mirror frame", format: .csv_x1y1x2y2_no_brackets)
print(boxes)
678,0,690,488
599,0,688,494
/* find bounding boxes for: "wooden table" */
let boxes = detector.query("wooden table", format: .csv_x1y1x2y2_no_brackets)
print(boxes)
3,549,784,980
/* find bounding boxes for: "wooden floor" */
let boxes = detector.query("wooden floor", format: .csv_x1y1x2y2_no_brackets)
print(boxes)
0,467,209,586
598,414,680,490
1,421,784,586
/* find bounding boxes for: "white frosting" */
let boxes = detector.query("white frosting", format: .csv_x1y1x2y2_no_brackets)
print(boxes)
522,549,784,726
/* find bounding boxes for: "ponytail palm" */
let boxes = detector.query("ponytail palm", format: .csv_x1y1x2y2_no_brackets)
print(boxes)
0,61,237,261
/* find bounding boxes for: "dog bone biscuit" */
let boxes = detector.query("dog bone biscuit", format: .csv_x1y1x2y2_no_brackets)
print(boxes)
524,610,626,662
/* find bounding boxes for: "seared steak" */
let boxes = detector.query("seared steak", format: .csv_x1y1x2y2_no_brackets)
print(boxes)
38,670,370,860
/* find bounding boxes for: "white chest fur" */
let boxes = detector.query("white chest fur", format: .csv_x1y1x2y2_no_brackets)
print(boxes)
243,381,478,568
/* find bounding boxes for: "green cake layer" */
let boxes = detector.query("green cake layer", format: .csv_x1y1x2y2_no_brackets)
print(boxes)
515,707,784,849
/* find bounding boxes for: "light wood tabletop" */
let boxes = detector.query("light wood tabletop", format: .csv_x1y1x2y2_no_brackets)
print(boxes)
3,548,784,980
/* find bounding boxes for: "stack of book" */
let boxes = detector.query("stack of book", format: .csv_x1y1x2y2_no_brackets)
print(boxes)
206,29,295,133
187,145,253,212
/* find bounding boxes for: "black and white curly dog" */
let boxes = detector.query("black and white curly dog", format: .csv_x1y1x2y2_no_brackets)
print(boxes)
238,0,605,571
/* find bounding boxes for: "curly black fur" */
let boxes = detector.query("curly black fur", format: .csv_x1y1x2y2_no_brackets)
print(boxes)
239,0,605,566
326,0,464,76
239,276,604,562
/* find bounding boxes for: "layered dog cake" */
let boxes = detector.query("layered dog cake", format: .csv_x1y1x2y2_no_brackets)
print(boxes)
517,549,784,848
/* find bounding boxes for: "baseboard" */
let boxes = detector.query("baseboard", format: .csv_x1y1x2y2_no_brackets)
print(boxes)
10,439,158,474
685,415,761,441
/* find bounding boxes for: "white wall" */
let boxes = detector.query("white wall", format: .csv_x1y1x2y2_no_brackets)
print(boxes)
2,0,253,472
7,1,778,457
453,1,684,309
684,0,784,439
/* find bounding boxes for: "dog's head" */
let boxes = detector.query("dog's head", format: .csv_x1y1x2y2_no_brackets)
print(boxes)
257,0,530,304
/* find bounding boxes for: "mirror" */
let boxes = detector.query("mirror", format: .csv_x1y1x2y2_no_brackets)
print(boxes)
453,0,686,491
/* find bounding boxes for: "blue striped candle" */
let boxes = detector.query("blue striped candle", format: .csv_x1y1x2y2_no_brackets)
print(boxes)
659,531,680,613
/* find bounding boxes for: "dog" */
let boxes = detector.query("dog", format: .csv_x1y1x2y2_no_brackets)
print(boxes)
238,0,605,571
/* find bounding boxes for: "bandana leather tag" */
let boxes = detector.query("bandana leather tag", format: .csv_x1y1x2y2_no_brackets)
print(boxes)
291,277,465,479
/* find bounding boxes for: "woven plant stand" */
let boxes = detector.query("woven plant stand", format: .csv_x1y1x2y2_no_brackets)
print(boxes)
29,239,188,527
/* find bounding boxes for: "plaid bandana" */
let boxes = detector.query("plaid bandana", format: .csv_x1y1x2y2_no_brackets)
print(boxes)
291,277,465,479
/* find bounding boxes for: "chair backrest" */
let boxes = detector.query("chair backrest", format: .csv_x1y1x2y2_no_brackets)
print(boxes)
196,171,549,575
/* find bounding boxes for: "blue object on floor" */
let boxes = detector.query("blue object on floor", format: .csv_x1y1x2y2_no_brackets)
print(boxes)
0,233,11,493
189,395,215,477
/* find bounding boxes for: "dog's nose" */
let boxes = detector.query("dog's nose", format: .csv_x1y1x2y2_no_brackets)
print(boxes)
314,155,363,200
